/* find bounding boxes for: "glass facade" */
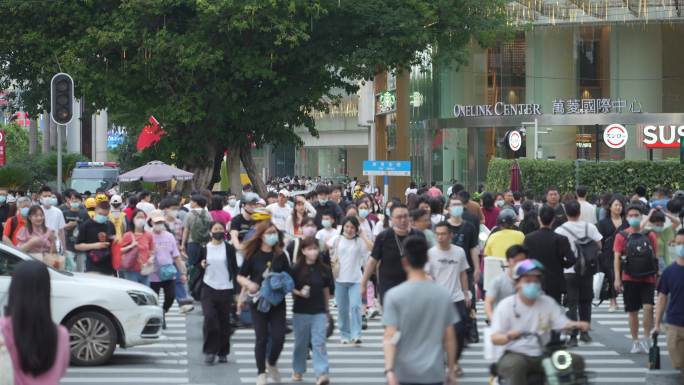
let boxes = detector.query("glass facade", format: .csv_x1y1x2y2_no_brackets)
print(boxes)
409,22,684,191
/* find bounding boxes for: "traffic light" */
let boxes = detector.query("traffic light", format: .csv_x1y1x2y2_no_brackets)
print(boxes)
50,73,74,125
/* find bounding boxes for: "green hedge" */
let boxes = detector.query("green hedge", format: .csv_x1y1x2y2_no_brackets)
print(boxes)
486,158,684,197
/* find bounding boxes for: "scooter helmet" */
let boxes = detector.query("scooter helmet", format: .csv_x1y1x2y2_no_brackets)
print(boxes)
85,197,97,209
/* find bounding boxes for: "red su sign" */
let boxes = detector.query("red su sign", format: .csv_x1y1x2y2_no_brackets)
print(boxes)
643,125,684,148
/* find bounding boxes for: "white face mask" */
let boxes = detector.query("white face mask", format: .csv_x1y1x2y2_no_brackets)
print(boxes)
134,218,147,229
153,223,165,233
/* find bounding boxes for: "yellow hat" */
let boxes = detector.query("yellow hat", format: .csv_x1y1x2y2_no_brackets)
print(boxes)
251,208,272,222
95,193,108,203
85,197,97,209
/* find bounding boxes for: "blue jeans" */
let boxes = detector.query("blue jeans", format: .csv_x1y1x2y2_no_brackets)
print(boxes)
335,282,362,341
292,313,328,377
187,242,202,266
122,271,150,286
175,268,189,304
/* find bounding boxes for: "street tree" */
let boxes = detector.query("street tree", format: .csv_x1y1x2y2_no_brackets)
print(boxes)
0,0,510,195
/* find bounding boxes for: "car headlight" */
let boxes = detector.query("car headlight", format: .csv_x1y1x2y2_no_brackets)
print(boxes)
128,290,158,306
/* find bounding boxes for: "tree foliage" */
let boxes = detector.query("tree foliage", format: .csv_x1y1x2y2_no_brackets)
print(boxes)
0,0,511,194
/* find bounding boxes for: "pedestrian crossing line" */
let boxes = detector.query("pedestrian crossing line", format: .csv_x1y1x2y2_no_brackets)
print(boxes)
61,378,189,384
67,368,188,374
237,366,649,374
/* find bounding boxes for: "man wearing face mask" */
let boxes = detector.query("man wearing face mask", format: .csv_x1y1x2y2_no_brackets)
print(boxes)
313,185,343,229
223,194,240,218
491,259,589,385
75,201,116,275
0,188,9,235
654,228,684,378
108,194,127,241
545,186,567,229
613,203,659,354
61,190,90,272
39,186,66,254
2,196,31,246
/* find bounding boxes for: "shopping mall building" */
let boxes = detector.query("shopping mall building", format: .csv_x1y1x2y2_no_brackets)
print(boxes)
363,1,684,196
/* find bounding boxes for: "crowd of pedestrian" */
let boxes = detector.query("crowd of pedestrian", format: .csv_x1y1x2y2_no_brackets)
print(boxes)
1,179,684,385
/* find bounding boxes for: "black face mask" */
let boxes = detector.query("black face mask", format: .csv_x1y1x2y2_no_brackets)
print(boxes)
211,232,225,241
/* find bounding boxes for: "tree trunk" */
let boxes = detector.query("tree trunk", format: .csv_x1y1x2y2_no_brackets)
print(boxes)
208,148,224,191
227,147,242,195
179,144,216,193
28,118,38,154
239,144,267,197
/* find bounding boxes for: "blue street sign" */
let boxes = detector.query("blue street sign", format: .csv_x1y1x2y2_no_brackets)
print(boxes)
362,160,411,176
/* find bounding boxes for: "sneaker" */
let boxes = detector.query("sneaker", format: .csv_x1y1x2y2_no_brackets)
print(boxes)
608,304,618,313
639,339,650,354
204,354,216,365
292,372,303,382
267,363,281,382
630,340,642,354
567,336,578,348
353,338,362,345
256,373,267,385
340,339,352,345
367,307,380,319
362,315,368,330
179,304,194,314
218,355,228,363
579,332,592,344
316,374,330,385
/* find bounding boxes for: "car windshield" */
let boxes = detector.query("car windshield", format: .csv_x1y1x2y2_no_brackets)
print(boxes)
71,178,109,193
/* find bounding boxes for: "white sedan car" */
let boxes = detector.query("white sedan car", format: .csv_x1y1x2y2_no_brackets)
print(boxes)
0,243,164,366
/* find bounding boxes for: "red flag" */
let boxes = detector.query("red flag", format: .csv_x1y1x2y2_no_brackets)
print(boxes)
136,116,166,151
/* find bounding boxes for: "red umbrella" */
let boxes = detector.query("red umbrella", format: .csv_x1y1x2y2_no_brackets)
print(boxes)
510,160,521,192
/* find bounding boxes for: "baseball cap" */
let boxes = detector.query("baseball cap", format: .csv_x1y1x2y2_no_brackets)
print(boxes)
674,190,684,199
110,194,123,205
278,189,290,197
513,259,545,280
242,192,260,204
149,209,165,223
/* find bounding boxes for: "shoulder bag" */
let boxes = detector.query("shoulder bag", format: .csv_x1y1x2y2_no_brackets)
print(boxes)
330,236,342,279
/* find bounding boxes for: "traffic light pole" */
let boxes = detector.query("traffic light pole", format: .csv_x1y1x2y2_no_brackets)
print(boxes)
57,124,63,193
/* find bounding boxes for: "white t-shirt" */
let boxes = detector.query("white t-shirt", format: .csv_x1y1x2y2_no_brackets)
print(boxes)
578,200,597,225
373,219,387,237
223,204,240,218
42,206,66,232
358,219,374,242
266,203,292,232
203,242,233,290
491,294,569,357
405,188,417,197
554,220,602,274
426,245,469,302
327,235,367,283
315,228,338,249
136,201,156,215
430,214,446,228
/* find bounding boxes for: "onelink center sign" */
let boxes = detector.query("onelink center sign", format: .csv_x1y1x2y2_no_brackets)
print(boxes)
453,102,542,118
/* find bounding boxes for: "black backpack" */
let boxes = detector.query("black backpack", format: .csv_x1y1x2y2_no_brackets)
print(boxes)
620,231,657,277
562,223,600,276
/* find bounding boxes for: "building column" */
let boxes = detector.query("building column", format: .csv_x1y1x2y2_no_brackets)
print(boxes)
610,24,662,160
93,109,108,162
66,98,82,154
525,28,578,160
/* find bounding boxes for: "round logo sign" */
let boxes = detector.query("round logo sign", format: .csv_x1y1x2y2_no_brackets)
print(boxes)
603,124,628,149
508,130,522,152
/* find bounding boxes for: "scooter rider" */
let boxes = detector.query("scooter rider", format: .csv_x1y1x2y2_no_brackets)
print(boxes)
490,259,590,385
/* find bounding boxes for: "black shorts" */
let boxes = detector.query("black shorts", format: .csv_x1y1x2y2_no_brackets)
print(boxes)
623,281,655,312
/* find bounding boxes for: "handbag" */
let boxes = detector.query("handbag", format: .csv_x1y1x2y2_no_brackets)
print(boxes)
326,313,335,338
467,309,479,343
140,256,155,276
159,264,178,281
0,331,14,385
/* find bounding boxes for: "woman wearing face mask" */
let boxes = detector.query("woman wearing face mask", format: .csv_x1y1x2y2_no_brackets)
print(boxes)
355,200,375,241
150,214,187,325
119,209,155,286
16,206,56,257
286,196,311,241
237,221,291,385
373,200,397,237
198,222,239,365
223,195,240,218
286,217,318,265
328,216,373,345
291,238,331,384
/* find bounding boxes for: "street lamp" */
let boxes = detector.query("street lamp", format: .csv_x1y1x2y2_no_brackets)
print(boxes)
522,119,552,160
